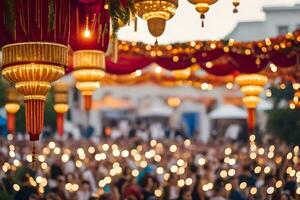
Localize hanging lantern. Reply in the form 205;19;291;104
2;43;67;141
53;83;69;136
235;74;268;135
134;0;178;39
232;0;240;13
73;50;105;111
70;1;109;112
188;0;218;27
5;87;21;135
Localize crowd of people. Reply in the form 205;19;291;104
0;127;299;200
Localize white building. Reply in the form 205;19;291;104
227;3;300;41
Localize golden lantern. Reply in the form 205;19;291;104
134;0;178;39
188;0;218;27
2;42;67;141
53;83;69;136
73;50;105;111
2;42;67;167
5;87;21;134
235;74;268;135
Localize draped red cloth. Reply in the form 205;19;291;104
0;0;71;46
103;48;299;75
102;52;300;76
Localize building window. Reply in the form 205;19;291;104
277;26;289;35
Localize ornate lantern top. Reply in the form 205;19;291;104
134;0;178;38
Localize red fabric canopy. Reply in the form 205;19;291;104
0;0;72;46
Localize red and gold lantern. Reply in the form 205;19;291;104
235;74;268;135
2;42;67;141
73;50;105;111
5;87;21;134
70;0;110;111
53;83;69;136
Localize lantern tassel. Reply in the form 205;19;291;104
57;113;64;136
247;108;255;135
200;14;205;28
25;99;45;141
7;112;15;134
84;95;92;111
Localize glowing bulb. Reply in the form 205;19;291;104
84;29;91;38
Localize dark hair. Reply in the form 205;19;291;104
178;186;190;200
99;193;114;200
140;174;152;188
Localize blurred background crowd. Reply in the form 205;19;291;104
0;123;299;200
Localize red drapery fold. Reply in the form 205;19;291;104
0;0;72;46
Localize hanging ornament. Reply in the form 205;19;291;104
2;42;67;167
70;0;109;112
188;0;218;27
232;0;240;13
73;50;105;111
133;0;178;38
235;74;268;135
5;87;21;135
53;83;69;136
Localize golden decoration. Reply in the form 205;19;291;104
235;73;268;135
134;0;178;38
5;87;21;134
188;0;218;27
53;83;69;136
2;42;67;141
73;50;105;111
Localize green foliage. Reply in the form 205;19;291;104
108;0;134;37
267;108;300;145
266;82;300;145
270;81;294;108
0;183;14;200
45;90;57;131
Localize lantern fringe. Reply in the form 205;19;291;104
7;112;15;134
25;100;45;141
84;95;92;111
57;113;64;136
247;108;255;135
